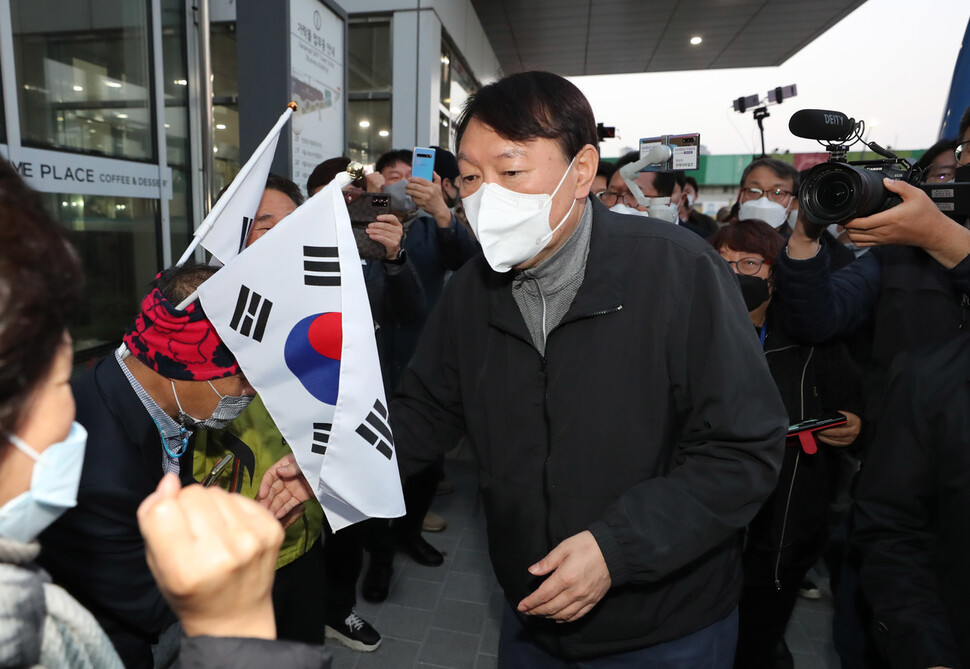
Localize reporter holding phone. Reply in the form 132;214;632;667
710;219;863;667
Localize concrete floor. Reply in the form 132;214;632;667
324;460;840;669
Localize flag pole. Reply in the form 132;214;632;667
174;162;361;311
175;102;297;266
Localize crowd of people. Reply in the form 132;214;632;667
1;68;969;669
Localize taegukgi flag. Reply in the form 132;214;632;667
179;105;295;266
196;176;406;530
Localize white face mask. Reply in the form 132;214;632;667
609;202;651;218
738;197;790;229
171;380;254;431
609;199;678;223
0;422;87;543
787;207;799;229
462;156;577;272
686;193;696;208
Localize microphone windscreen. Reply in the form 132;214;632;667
789;109;853;141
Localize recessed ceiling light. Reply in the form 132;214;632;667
105;81;122;88
116;113;128;119
216;123;226;130
73;85;83;92
378;130;389;137
359;120;371;128
690;36;703;45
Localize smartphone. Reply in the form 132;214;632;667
412;147;436;182
201;453;234;488
787;413;848;436
346;192;391;225
787;412;848;455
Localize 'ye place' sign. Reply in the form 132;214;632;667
0;145;173;200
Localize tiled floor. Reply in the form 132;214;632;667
324;460;839;668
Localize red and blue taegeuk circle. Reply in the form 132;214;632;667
284;312;341;405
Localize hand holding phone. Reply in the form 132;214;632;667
412;147;436;182
787;412;849;454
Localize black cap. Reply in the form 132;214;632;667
430;146;460;180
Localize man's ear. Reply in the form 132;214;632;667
572;144;600;199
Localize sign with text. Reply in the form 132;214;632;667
0;145;173;199
289;0;344;193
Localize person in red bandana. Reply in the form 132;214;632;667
37;263;261;669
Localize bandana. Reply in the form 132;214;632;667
123;288;239;381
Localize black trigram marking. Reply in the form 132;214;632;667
355;399;393;460
311;422;332;455
229;285;273;342
303;246;340;286
239;216;254;252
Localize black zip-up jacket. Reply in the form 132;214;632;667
744;307;864;587
853;333;970;669
390;199;788;659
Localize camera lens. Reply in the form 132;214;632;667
816;173;853;211
800;163;889;225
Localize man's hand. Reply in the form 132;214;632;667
406;174;452;227
843;179;970;269
256;453;313;530
517;530;611;623
366;213;404;261
137;474;282;639
785;210;824;260
816;410;862;448
364;172;385;193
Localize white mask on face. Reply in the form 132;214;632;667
462;156;577;273
686;193;696;208
609;202;651;218
787;207;799;229
739;197;790;229
646;198;680;224
0;422;87;543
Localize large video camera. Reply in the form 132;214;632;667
790;109;970;225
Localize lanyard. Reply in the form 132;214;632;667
149;413;189;459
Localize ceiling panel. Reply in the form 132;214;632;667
469;0;868;76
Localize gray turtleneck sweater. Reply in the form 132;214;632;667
511;201;593;355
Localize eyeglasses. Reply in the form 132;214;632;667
956;141;970;167
924;166;956;184
598;190;641;208
724;257;768;275
739;187;794;204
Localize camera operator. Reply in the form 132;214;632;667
773;107;970;669
775;107;970;423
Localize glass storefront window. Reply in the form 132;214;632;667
42;191;160;359
12;0;154;160
348;99;391;167
211;23;240;198
438;41;476;151
349;21;391;94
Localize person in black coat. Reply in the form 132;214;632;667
853;333;970;669
710;219;864;668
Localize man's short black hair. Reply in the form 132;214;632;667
376;149;412;174
596;161;616;182
740;157;800;193
915;139;958;172
430;146;460;180
307;157;351;195
154;263;218;305
455;71;598;162
611;151;677;197
266;173;304;207
685;176;699;192
959;104;970;142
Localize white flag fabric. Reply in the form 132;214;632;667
186;107;293;265
196;178;405;530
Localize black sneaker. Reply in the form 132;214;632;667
325;609;382;652
799;579;822;600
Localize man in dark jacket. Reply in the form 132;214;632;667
389;71;787;666
853;333;970;669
